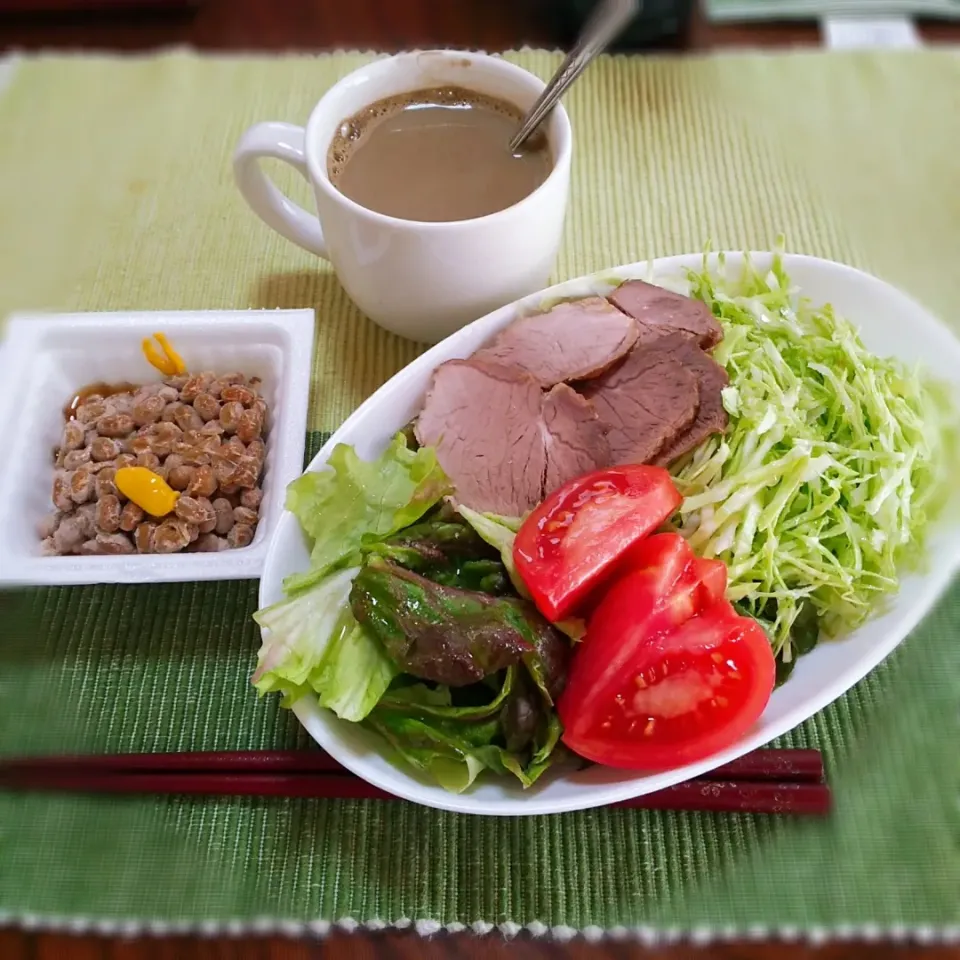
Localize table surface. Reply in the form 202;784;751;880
2;931;960;958
0;0;959;51
1;1;958;958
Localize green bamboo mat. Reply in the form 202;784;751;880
1;50;959;938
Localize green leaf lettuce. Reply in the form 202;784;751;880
253;567;397;721
283;434;452;594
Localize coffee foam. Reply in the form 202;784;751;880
327;86;528;182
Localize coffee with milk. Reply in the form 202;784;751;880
327;85;552;223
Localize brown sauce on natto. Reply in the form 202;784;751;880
63;381;141;421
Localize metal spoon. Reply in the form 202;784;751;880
508;0;640;153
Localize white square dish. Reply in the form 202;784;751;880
0;309;315;585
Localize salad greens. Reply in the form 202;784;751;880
253;567;398;719
366;667;569;791
456;506;526;592
282;434;451;594
458;505;587;642
362;517;510;595
674;246;958;672
253;434;570;791
350;557;538;687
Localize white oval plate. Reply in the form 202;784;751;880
259;252;960;816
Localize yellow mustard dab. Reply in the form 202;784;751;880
142;332;187;377
115;467;180;517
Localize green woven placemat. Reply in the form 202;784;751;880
1;50;959;939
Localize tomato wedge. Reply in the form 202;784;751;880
513;465;682;622
557;534;775;770
558;534;725;718
618;532;728;612
694;557;728;607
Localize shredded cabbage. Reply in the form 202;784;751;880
672;246;958;665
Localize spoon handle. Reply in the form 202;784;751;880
508;0;640;153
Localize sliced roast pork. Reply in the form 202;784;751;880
542;383;610;495
585;333;729;467
415;360;609;516
584;336;701;465
416;360;545;516
609;280;723;350
652;341;729;465
472;297;639;387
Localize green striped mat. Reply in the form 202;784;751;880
1;50;959;937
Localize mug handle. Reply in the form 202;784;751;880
233;121;329;258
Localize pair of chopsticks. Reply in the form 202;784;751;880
0;747;831;815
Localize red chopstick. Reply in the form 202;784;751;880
0;768;830;815
714;748;823;782
0;748;829;816
0;749;344;776
0;747;823;782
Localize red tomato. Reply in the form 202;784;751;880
557;536;775;770
618;533;728;611
513;466;682;622
694;557;728;607
559;534;722;713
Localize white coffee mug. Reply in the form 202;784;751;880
233;51;572;343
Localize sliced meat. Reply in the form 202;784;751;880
415;360;546;516
652;342;729;466
415;361;611;516
472;296;639;387
608;280;723;350
541;383;610;496
584;340;701;466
